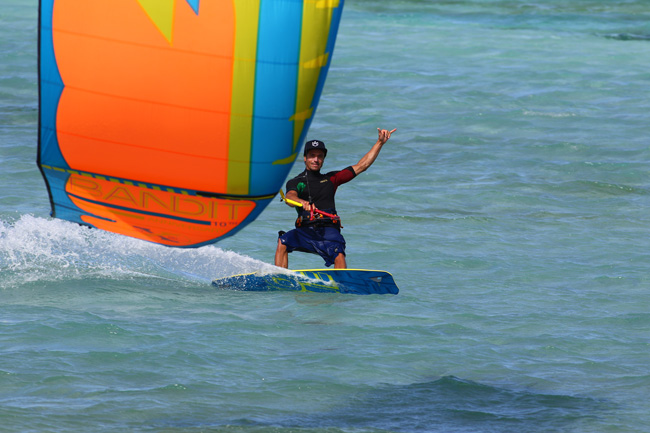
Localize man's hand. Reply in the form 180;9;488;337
285;190;313;210
378;128;397;145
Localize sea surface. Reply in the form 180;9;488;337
2;1;650;432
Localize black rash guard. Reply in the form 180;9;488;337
285;167;356;226
286;167;356;210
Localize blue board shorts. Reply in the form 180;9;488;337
279;226;346;267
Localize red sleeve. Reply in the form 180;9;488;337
329;166;356;187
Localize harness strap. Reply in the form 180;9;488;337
295;208;342;229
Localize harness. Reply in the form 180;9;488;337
295;208;342;229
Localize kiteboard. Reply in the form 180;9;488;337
212;269;399;295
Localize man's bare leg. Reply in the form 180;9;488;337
334;253;347;269
275;239;288;268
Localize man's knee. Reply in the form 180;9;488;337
334;252;347;269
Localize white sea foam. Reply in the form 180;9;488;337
0;215;279;289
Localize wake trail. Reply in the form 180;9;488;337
0;215;279;289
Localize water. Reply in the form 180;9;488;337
2;0;650;431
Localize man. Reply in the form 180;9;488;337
274;128;396;269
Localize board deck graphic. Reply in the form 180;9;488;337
212;269;399;295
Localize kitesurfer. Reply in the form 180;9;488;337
274;128;396;269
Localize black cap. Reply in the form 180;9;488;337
303;139;327;156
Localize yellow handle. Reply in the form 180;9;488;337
279;189;303;208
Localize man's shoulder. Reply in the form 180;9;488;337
324;170;341;178
286;171;306;190
328;166;356;179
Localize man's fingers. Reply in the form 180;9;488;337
377;127;396;142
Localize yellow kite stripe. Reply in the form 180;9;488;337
293;1;335;151
227;1;260;195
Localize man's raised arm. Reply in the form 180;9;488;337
351;128;396;175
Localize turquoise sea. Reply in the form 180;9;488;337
2;0;650;431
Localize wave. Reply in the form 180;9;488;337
603;33;650;41
0;215;277;289
267;376;610;433
166;375;608;433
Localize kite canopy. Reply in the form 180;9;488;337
38;0;344;247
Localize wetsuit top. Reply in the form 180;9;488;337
286;167;356;220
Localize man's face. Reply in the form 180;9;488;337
304;149;325;172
